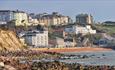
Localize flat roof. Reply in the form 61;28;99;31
0;10;25;13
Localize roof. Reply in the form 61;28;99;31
76;14;89;17
21;30;47;37
0;10;25;13
0;10;11;12
36;12;67;19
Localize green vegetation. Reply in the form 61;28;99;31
95;24;115;35
49;33;56;39
91;34;103;41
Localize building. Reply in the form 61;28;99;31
76;14;93;25
28;16;39;26
0;21;7;28
33;12;70;26
64;25;96;36
20;30;48;48
64;38;76;47
0;10;28;26
0;21;7;25
73;25;96;35
0;10;14;22
13;10;28;26
55;37;65;48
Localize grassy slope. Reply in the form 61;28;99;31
95;24;115;35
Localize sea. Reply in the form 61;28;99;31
59;51;115;66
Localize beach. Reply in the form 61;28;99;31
30;47;112;53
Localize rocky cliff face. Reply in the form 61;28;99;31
0;29;24;51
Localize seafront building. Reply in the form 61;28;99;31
63;25;96;47
19;30;48;48
49;37;76;48
55;37;65;48
64;38;76;47
0;10;28;26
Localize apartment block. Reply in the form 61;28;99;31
23;30;48;48
76;14;93;25
29;12;71;26
0;10;28;26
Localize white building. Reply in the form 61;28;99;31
0;21;7;25
23;30;48;48
73;25;96;35
55;37;65;48
64;38;76;47
64;25;96;35
55;37;76;48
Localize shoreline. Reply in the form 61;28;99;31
30;47;113;53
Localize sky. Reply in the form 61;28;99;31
0;0;115;22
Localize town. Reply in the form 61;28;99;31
1;0;115;69
0;10;115;49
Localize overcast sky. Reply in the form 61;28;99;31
0;0;115;22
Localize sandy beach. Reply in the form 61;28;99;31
30;47;113;53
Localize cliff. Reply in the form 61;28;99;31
0;29;24;51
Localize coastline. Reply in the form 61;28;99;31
30;47;113;53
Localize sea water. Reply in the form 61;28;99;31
59;51;115;66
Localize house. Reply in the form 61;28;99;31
55;37;65;48
64;38;76;47
64;25;96;37
73;25;96;35
19;30;48;48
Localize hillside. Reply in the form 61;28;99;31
95;24;115;36
0;29;24;51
